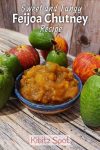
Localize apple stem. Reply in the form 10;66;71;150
5;52;10;57
56;50;60;55
51;40;57;45
51;40;57;50
94;68;100;76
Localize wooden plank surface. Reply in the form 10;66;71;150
0;0;19;31
0;0;5;28
0;28;100;150
31;0;50;29
15;0;32;35
70;0;100;55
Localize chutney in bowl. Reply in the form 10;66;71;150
20;62;79;104
15;62;82;114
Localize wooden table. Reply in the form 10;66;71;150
0;28;100;150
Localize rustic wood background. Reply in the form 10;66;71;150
0;0;100;56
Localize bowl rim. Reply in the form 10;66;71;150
15;73;82;111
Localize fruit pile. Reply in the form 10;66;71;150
0;28;68;110
0;28;100;128
73;52;100;127
29;28;68;65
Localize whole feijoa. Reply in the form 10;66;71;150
29;28;54;50
0;66;14;109
80;73;100;127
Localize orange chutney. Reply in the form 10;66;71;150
20;62;78;104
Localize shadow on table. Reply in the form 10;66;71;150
0;97;24;116
90;126;100;131
29;104;100;131
29;103;80;123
